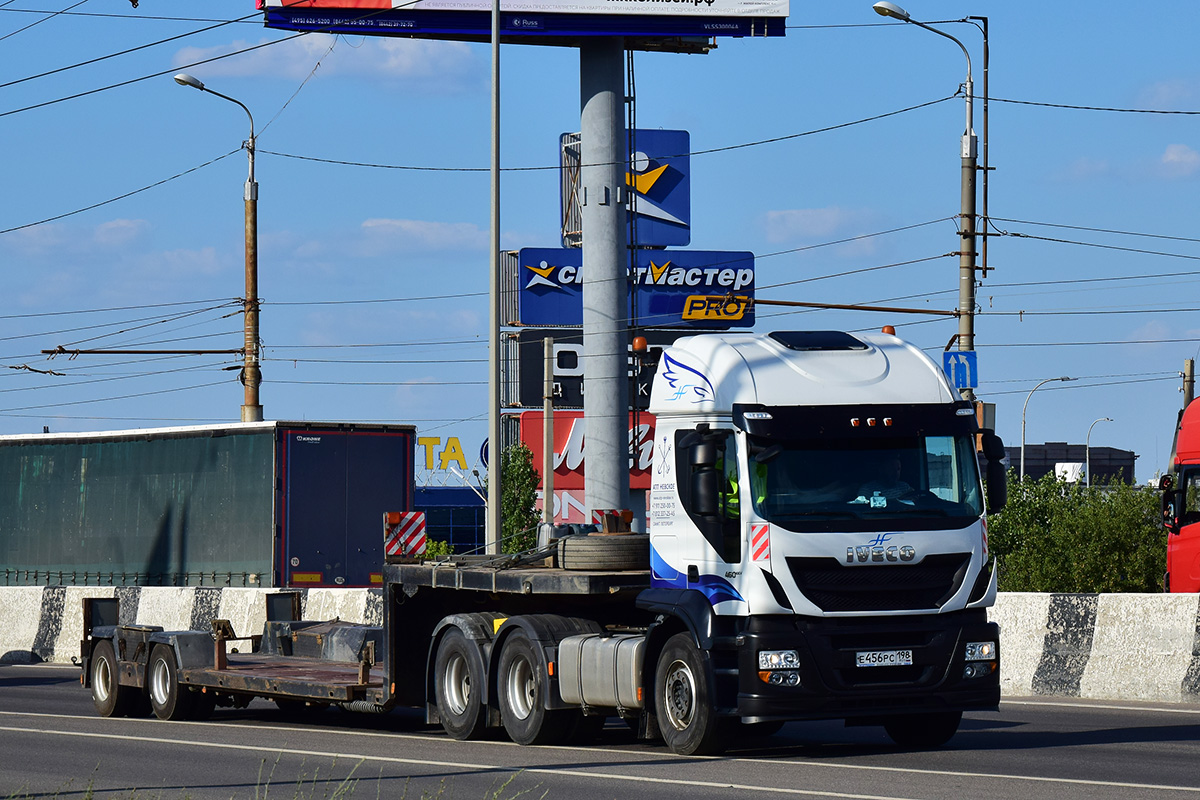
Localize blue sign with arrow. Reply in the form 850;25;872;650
943;351;978;389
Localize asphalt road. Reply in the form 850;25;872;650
2;663;1200;800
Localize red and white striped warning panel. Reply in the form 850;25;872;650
750;524;770;562
591;509;618;524
384;511;426;558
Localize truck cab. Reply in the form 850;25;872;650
1164;400;1200;591
644;330;1006;750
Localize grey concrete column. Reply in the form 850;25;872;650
579;39;630;516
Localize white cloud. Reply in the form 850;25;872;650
360;218;488;252
174;35;482;93
141;246;226;278
93;219;149;247
1055;157;1112;182
1137;79;1200;110
1160;144;1200;178
762;206;874;245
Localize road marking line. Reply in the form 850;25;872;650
2;718;1200;795
1001;699;1200;715
0;725;918;800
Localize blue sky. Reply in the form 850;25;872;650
1;1;1198;484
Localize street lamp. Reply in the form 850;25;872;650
174;72;263;423
872;2;978;399
1086;417;1113;488
1020;377;1076;480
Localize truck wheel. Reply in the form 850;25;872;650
434;629;486;740
91;640;133;718
147;644;195;721
497;630;571;745
883;711;962;749
655;633;725;755
558;534;649;571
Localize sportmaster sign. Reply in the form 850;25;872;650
516;246;755;328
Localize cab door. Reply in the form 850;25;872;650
1169;468;1200;592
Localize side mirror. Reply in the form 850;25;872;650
691;440;717;468
692;468;719;517
980;431;1006;462
1163;480;1181;535
985;460;1007;514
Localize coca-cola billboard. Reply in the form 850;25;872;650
518;410;655;490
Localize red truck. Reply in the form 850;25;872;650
1162;400;1200;591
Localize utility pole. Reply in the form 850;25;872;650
1184;359;1195;409
579;38;630;520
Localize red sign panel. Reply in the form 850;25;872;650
519;411;655;490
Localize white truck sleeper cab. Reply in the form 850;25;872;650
639;330;1005;746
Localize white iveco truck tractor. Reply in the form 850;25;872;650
81;330;1007;757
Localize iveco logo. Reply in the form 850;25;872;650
846;545;916;563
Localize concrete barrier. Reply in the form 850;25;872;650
0;586;381;666
4;587;1199;704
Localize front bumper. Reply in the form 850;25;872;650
731;612;1000;722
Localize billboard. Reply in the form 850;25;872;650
505;328;682;409
561;129;691;248
514;247;754;328
261;2;787;41
519;410;655;491
260;0;786;17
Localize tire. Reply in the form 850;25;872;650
147;644;195;721
91;640;134;718
654;633;726;756
558;534;650;571
497;630;572;745
434;629;486;740
883;711;962;749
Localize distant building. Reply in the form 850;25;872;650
1005;442;1137;484
414;486;486;553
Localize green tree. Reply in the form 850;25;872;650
987;471;1166;592
498;442;541;554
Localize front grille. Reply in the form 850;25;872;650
786;553;971;612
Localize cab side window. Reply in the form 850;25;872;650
674;427;741;564
1183;471;1200;524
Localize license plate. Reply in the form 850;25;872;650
855;649;913;667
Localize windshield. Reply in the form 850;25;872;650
748;434;984;533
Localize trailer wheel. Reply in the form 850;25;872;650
883;711;962;749
91;640;133;718
147;644;195;721
434;629;486;740
558;534;649;571
655;633;725;756
497;630;571;746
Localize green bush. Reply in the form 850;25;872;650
987;471;1166;593
424;539;454;558
483;442;541;554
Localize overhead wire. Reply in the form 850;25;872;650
0;0;88;43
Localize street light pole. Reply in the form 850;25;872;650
872;2;977;400
1020;376;1076;481
1086;417;1113;488
174;73;263;423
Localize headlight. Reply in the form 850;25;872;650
758;649;800;669
965;641;996;661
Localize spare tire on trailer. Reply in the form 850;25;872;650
558;534;649;571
